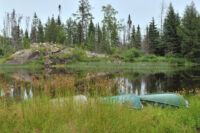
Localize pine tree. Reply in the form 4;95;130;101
131;25;136;48
73;0;93;45
30;13;39;43
111;23;119;47
37;20;44;43
57;16;61;26
135;25;141;49
102;4;118;46
56;25;66;44
24;29;30;48
149;18;160;55
44;16;58;43
44;17;51;42
50;16;57;43
77;22;83;46
87;20;95;51
66;18;74;45
178;2;200;58
163;3;181;55
127;14;132;44
96;24;102;52
72;21;78;45
25;30;29;39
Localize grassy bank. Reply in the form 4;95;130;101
0;63;43;73
65;62;189;73
0;46;197;68
0;95;199;133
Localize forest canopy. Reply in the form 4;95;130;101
0;1;200;60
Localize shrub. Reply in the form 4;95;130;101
72;48;85;62
123;48;142;62
0;48;3;56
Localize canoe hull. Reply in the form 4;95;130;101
103;94;142;109
139;93;188;108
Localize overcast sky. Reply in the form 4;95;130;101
0;0;200;34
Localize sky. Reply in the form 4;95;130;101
0;0;200;34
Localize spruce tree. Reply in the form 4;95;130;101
102;4;118;46
87;20;95;51
44;17;51;42
135;25;141;49
30;13;39;43
57;16;61;26
178;2;200;58
56;26;66;44
111;23;119;47
163;3;181;56
56;23;66;44
131;25;136;48
127;14;132;44
149;18;160;55
77;22;83;46
66;18;74;45
96;24;102;52
24;29;30;48
50;16;57;43
72;21;78;45
25;30;29;39
73;0;93;45
37;20;44;43
44;16;57;43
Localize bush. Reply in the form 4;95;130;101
72;48;85;62
0;48;4;56
123;48;142;62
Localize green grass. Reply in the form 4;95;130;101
0;55;13;64
0;63;43;73
66;62;188;73
0;95;199;133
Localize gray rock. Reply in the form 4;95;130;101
86;51;107;58
28;50;40;60
6;49;33;64
114;60;122;65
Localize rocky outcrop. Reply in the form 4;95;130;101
4;43;109;66
44;56;53;67
5;43;62;65
6;49;38;64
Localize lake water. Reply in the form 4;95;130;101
0;66;199;100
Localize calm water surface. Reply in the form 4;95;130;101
0;66;199;100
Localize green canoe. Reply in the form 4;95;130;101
139;93;188;108
102;94;143;109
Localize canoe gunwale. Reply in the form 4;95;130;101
140;99;181;108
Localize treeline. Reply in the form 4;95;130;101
0;1;200;60
144;2;200;59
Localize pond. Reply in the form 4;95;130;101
0;66;199;100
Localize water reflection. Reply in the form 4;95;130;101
117;77;148;95
0;85;33;100
0;67;199;100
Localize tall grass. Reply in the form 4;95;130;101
0;95;199;133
